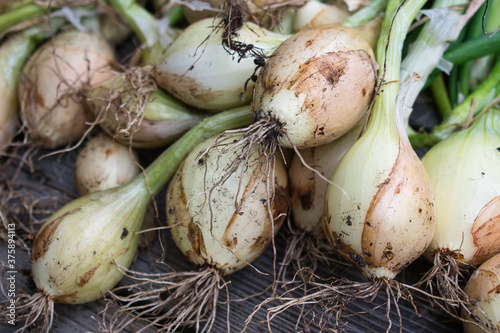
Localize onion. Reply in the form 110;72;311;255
18;29;116;149
414;107;500;318
462;252;500;333
250;0;435;328
100;132;289;332
0;107;253;331
86;70;202;148
152;17;288;111
74;133;140;196
251;23;377;149
293;0;350;32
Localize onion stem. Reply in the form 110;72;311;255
367;0;427;134
137;106;253;196
343;0;387;27
430;73;453;118
0;2;46;34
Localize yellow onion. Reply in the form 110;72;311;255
87;71;202;148
252;24;377;149
74;133;140;196
152;17;288;111
18;29;116;149
167;134;289;274
422;107;500;267
323;0;435;281
462;252;500;333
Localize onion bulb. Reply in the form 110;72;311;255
100;133;289;332
282;118;363;278
86;70;202;148
151;17;289;111
462;252;500;333
252;23;377;149
0;107;253;331
74;133;140;196
18;29;116;149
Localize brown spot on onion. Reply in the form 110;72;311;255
77;263;101;287
32;209;81;261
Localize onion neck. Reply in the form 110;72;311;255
365;0;428;138
134;106;254;197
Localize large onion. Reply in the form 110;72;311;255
18;29;116;148
252;23;377;149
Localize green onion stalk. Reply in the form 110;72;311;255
0;0;99;36
0;18;66;155
0;106;252;332
410;58;500;148
399;0;471;130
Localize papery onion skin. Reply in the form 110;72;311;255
166;135;289;275
422;108;500;267
87;74;201;148
31;181;150;304
75;134;140;196
252;24;377;149
153;18;288;112
19;29;116;149
463;253;500;333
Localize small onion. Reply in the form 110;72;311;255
462;252;500;333
87;71;201;148
18;29;116;148
74;134;140;196
293;0;350;32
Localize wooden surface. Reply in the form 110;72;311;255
0;99;465;333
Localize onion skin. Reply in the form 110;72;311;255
75;134;140;196
166;135;289;275
18;29;116;149
290;118;362;238
463;253;500;333
422;108;500;267
153;18;287;111
252;24;377;149
31;180;150;304
323;112;436;280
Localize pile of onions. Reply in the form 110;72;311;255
74;133;140;196
0;107;253;331
100;132;289;332
86;70;202;148
18;29;116;149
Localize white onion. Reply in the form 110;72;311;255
18;29;116;148
74;134;140;196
